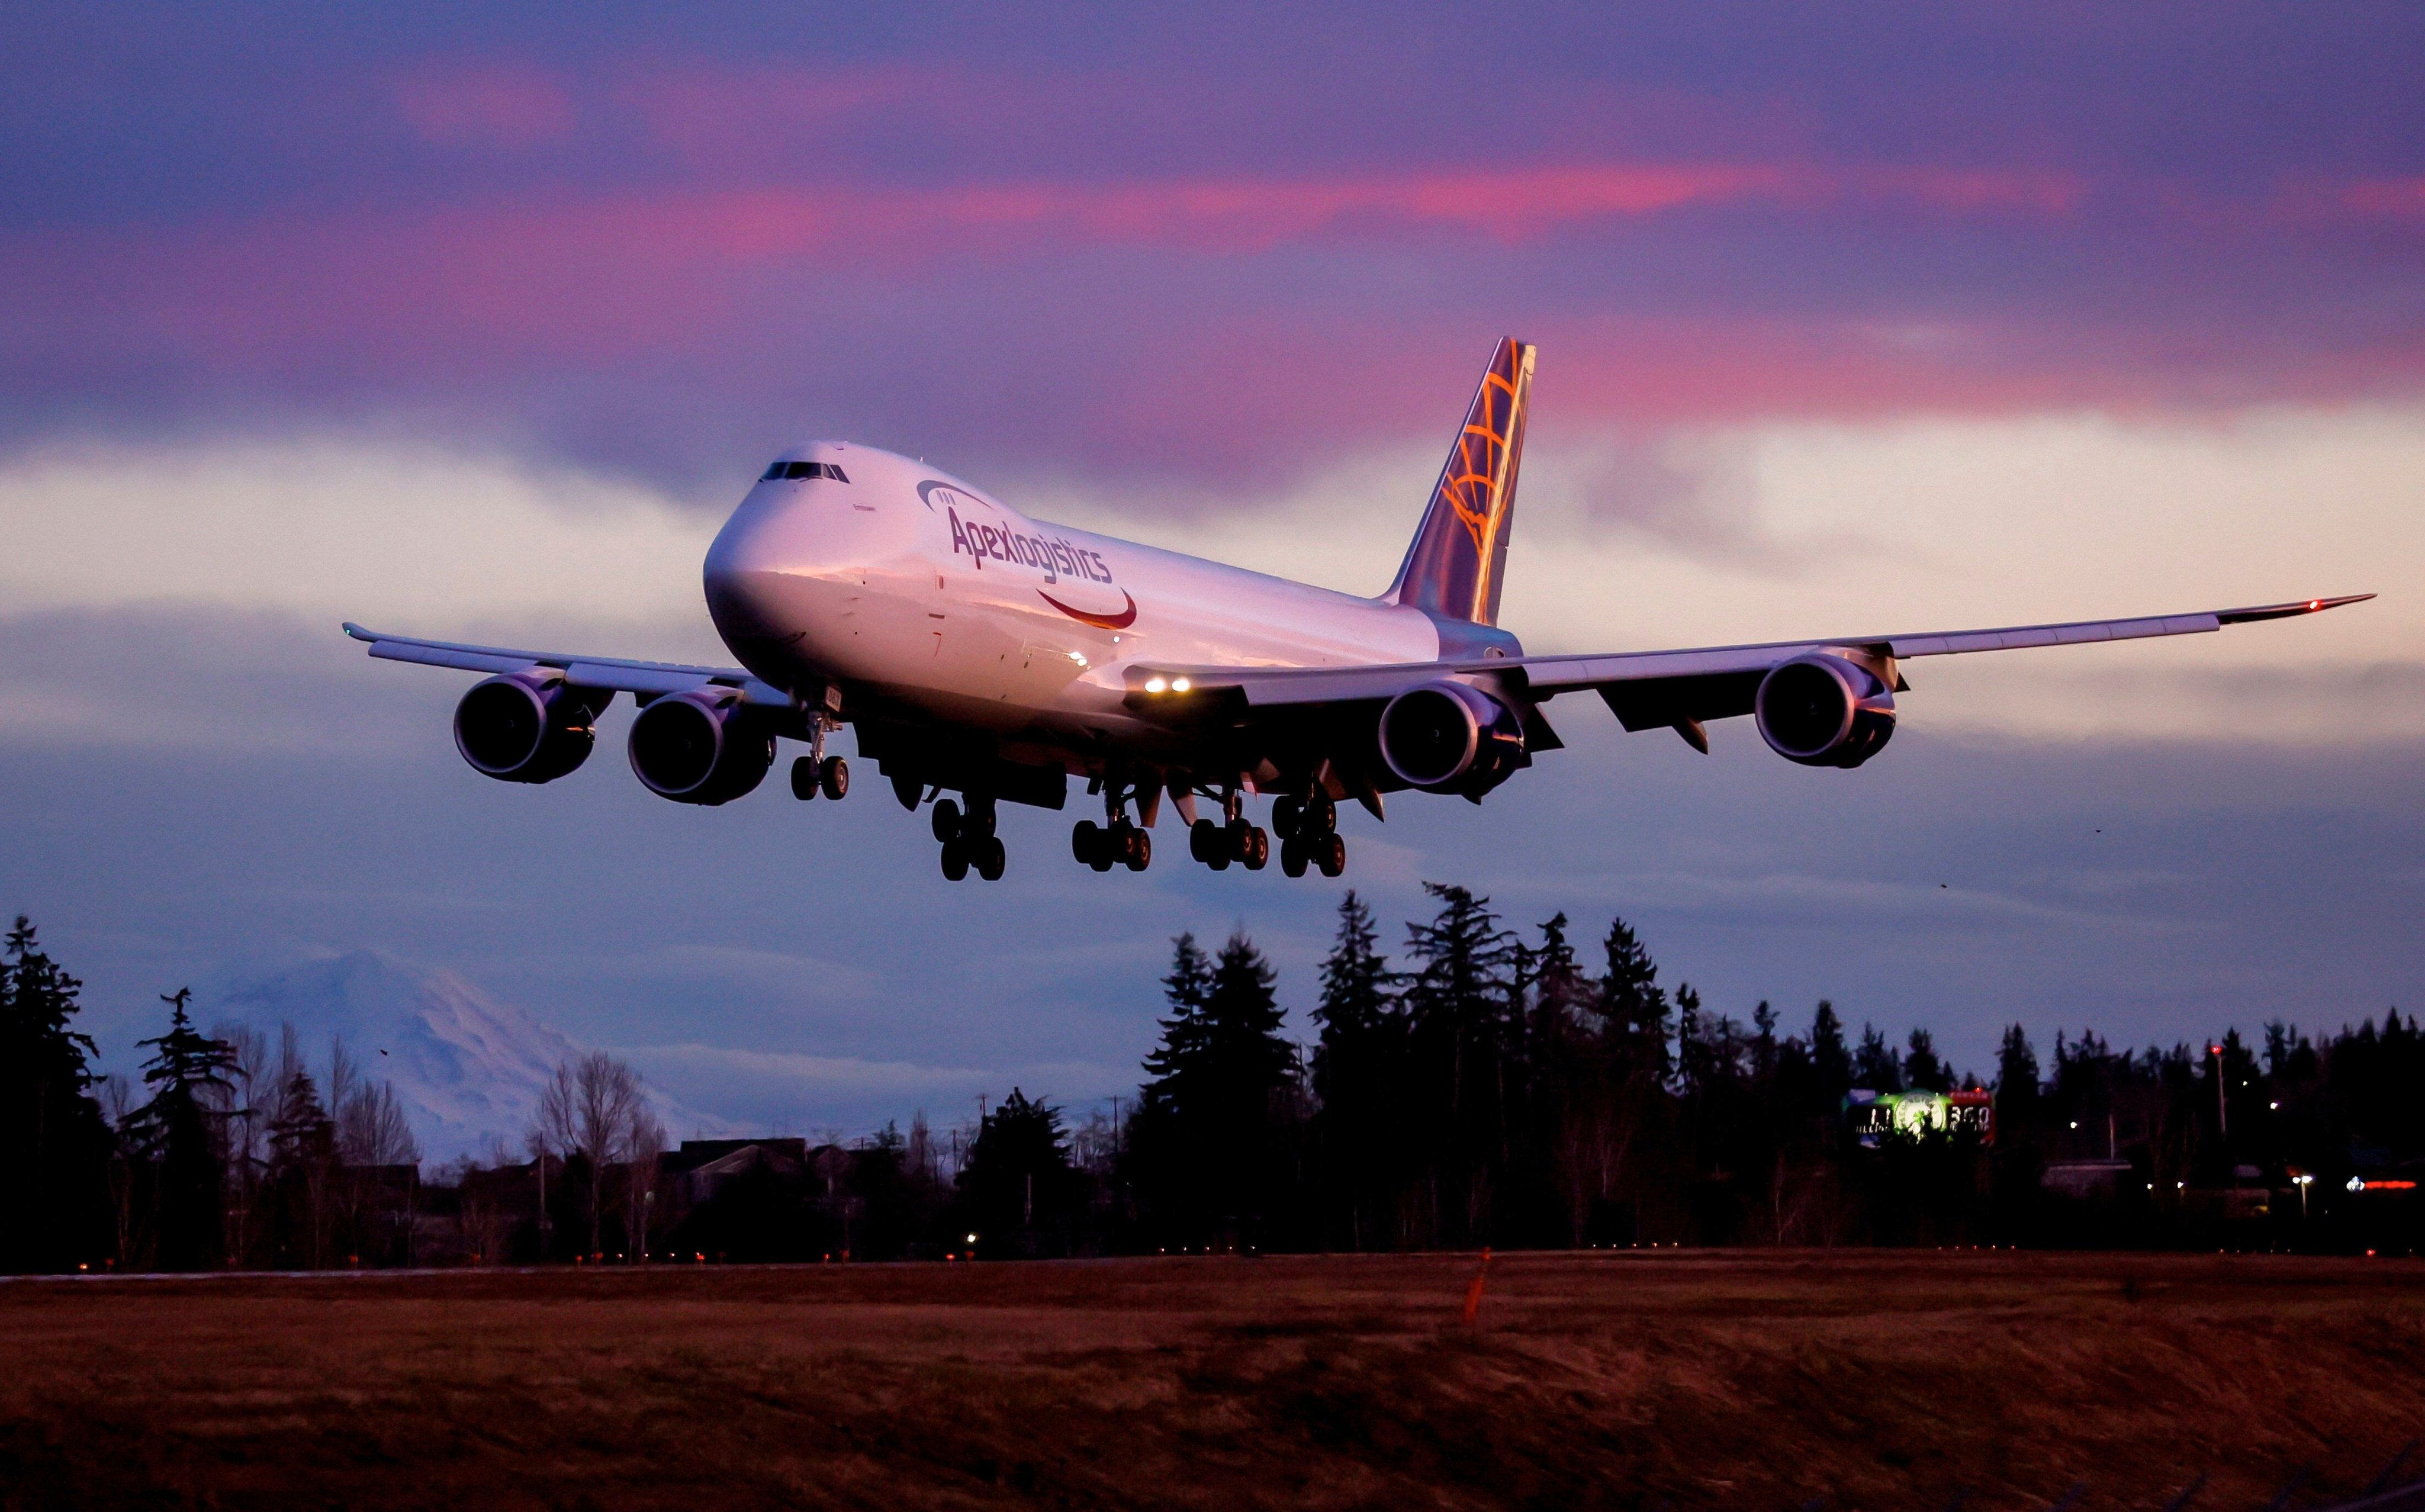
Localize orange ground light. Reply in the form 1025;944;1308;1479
1;1250;2420;1510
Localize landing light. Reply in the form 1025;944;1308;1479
1172;677;1191;693
1144;676;1167;693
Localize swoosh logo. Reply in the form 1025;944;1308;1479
1038;588;1137;630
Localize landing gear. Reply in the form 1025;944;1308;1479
1275;787;1345;877
933;796;1004;882
792;754;849;800
1075;819;1149;871
1189;818;1229;871
1314;832;1345;877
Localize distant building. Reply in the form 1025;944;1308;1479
659;1138;811;1206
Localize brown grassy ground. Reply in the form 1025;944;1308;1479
1;1250;2421;1510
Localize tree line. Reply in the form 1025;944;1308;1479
5;895;2419;1272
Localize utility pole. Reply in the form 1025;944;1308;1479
2209;1043;2227;1143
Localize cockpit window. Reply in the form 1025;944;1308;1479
761;460;851;483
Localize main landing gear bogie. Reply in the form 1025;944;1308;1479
934;797;1005;882
1073;819;1150;873
1189;818;1268;871
1272;792;1346;878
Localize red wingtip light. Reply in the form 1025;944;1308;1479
2310;599;2321;610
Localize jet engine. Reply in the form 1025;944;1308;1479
1754;654;1896;768
452;673;609;784
1378;680;1527;796
626;687;774;805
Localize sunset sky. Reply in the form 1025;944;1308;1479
4;4;2419;1135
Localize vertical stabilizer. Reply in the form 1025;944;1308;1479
1383;336;1535;626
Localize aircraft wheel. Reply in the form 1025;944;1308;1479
975;835;1006;882
819;757;850;800
1226;819;1253;862
1280;839;1308;877
1190;818;1221;864
932;798;963;844
940;839;970;881
1072;819;1099;865
1272;797;1301;839
1124;826;1152;871
1316;834;1346;878
1305;795;1336;837
791;757;821;801
1243;826;1269;871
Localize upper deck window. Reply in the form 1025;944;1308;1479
761;461;851;483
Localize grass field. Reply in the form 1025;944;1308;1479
2;1250;2420;1510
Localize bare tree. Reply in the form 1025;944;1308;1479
208;1022;269;1266
621;1105;667;1262
531;1052;648;1258
101;1075;146;1269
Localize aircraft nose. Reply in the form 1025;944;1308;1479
702;499;796;645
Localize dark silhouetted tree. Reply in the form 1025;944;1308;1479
0;918;114;1271
128;989;237;1270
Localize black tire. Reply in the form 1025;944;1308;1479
1244;826;1269;871
1317;834;1346;878
1272;797;1301;839
1124;827;1152;871
1073;820;1100;864
1281;839;1308;877
1306;795;1336;837
940;840;970;881
1190;818;1220;863
976;836;1006;881
820;756;850;800
791;756;821;801
964;803;996;841
1227;820;1253;862
932;798;962;844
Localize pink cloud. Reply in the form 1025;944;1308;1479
2334;178;2425;218
394;65;578;149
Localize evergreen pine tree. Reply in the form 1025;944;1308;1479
1311;891;1401;1249
129;988;237;1270
1;918;114;1271
1855;1022;1905;1093
1904;1028;1951;1093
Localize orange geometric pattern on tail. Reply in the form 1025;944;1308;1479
1387;337;1535;626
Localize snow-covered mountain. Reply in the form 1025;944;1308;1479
203;951;706;1167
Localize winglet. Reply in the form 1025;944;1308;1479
2215;593;2375;625
342;622;375;642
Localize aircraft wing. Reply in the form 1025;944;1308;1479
341;623;797;707
1121;595;2374;733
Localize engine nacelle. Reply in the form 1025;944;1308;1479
453;673;607;784
626;687;774;805
1378;680;1527;796
1755;654;1896;768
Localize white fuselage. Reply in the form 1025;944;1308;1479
703;443;1441;754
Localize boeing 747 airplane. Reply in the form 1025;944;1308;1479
349;339;2369;881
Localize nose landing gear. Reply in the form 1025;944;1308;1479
790;722;850;801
